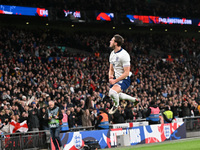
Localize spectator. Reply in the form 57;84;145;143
66;97;74;108
181;101;191;117
39;107;49;130
82;109;94;127
4;109;12;125
113;106;126;124
169;100;179;118
0;111;5;124
91;108;98;126
67;109;75;128
85;95;93;109
29;102;40;131
191;101;199;116
75;107;83;127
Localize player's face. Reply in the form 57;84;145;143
109;37;116;49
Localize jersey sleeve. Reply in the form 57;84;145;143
121;51;130;67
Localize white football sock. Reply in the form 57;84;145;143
119;92;137;102
109;89;119;107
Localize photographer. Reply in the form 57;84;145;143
48;100;63;150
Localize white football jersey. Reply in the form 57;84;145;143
109;48;131;79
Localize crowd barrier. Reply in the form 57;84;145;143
0;130;48;150
1;116;200;150
183;116;200;131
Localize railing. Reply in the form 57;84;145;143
183;116;200;131
66;126;95;132
126;118;147;123
0;130;48;150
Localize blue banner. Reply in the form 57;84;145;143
0;5;48;17
126;14;200;26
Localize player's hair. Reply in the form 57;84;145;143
114;34;124;46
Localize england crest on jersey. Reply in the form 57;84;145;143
116;57;119;61
164;125;171;139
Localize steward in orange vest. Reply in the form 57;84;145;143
95;108;109;129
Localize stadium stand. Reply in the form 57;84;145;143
0;26;199;132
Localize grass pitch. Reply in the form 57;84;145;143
112;138;200;150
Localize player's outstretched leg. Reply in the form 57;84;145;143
108;89;119;114
119;93;139;106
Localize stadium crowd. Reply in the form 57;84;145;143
1;0;200;18
0;27;199;132
69;32;200;58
